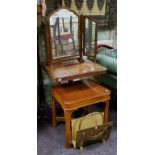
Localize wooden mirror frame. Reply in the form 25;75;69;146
44;7;83;66
82;16;98;62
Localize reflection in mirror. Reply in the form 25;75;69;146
50;9;79;59
84;18;96;56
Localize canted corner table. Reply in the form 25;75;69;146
51;79;111;148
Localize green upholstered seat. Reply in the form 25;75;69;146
95;47;117;90
96;54;117;75
95;73;117;90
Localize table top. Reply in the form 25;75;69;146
43;60;107;82
52;80;111;110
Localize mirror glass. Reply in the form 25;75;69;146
49;9;79;59
84;18;96;56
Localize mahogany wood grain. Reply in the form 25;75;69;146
97;44;114;49
42;60;107;82
52;98;56;127
37;5;42;14
51;80;111;148
64;110;73;148
104;101;110;123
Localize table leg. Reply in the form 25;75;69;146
52;98;56;128
104;100;109;123
64;110;72;148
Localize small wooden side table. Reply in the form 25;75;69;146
51;80;111;148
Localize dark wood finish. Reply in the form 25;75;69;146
82;15;85;55
88;19;92;56
95;18;98;61
97;44;114;49
52;98;56;127
79;15;83;62
96;44;114;55
37;5;42;15
64;110;72;148
104;101;109;123
51;80;111;148
44;21;52;65
42;60;107;82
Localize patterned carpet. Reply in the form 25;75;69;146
37;106;117;155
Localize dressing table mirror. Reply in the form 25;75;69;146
43;7;107;83
83;16;97;60
45;8;82;65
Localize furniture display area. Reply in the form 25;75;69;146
41;7;112;148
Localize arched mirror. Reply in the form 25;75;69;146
43;8;106;82
45;8;82;65
83;16;97;60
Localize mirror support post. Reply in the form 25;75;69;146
79;15;84;62
44;22;52;66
